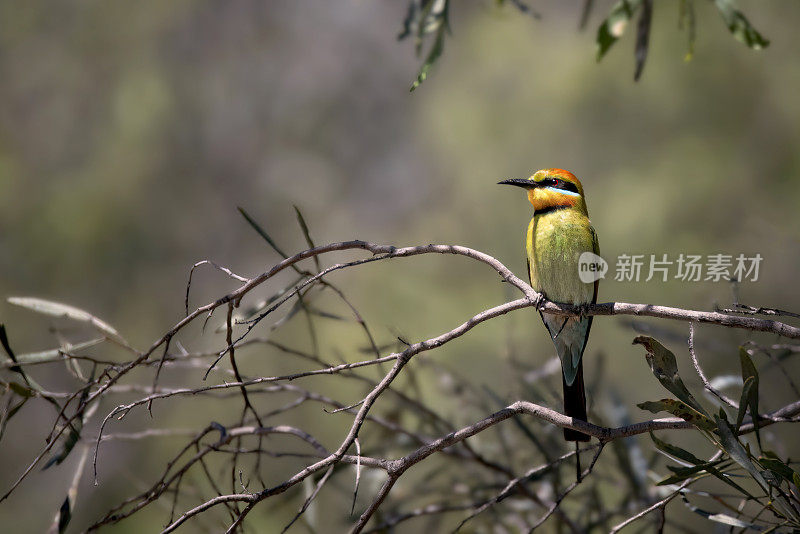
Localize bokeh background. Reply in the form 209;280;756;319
1;1;799;532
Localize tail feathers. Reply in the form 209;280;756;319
562;359;590;442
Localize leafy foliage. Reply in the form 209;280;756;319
7;297;125;344
714;0;769;49
634;336;708;415
595;0;768;79
399;0;451;92
1;314;101;533
635;336;800;530
596;0;645;62
401;0;770;89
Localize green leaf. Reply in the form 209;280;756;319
0;324;28;382
637;399;715;431
8;381;36;398
633;336;707;415
397;1;418;41
658;460;756;499
633;0;653;81
757;456;800;485
649;431;704;465
596;0;644;61
680;492;764;528
0;325;63;422
652;432;757;496
237;206;290;259
651;442;755;497
714;0;769;50
715;414;768;492
678;0;696;61
410;23;446;92
739;347;762;448
294;206;321;273
659;459;724;483
5;399;26;421
7;297;125;344
0;398;28;444
12;338;105;365
304;306;346;321
237;207;312;281
407;0;450;92
414;0;448;52
51;444;89;534
697;463;755;497
735;375;754;431
56;496;71;534
43;421;82;470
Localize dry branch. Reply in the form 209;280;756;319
4;239;799;533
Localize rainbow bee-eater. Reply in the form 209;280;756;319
499;169;598;444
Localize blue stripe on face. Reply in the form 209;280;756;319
544;186;581;197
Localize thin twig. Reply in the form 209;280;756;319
688;323;738;409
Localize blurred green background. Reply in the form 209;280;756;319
1;1;799;532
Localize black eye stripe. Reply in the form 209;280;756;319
541;177;580;194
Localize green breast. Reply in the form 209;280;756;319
526;209;597;305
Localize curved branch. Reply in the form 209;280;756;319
161;493;255;533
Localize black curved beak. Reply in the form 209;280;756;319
497;178;538;189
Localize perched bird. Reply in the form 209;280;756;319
499;169;599;444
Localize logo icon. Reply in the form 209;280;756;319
578;252;608;283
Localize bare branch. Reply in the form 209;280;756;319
7;238;800;531
687;323;738;409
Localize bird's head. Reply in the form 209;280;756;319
498;168;587;215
